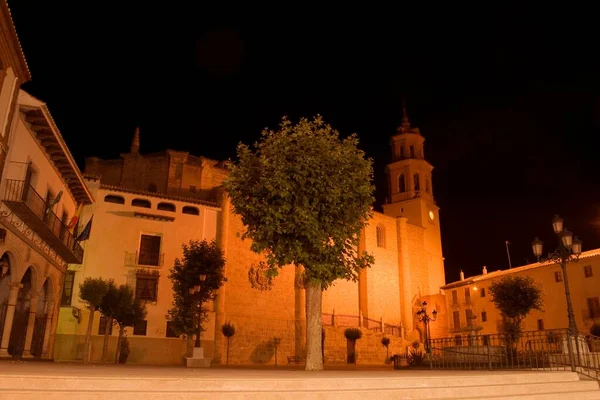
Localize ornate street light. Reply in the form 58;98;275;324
531;215;582;334
416;301;437;353
189;274;207;348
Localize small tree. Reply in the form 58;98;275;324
168;240;227;344
79;277;109;363
489;276;543;356
99;279;118;363
344;328;363;364
224;116;374;371
221;322;235;366
381;337;391;362
112;284;147;363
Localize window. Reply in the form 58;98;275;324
182;206;199;216
451;290;458;305
136;275;158;301
483;335;490;346
480;288;486;297
189;185;196;193
584;265;593;278
132;198;151;208
166;321;179;338
537;319;545;330
409;145;415;158
61;271;75;306
588;297;600;318
466;309;474;326
376;225;385;248
425;178;430;194
413;173;420;192
481;311;487;322
400;146;405;158
138;234;161;266
147;183;157;192
133;320;147;336
554;271;563;282
157;202;176;212
464;288;471;303
98;316;113;335
398;174;406;193
104;195;125;204
453;310;460;330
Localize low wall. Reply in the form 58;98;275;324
54;334;204;365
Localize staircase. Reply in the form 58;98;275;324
0;369;599;399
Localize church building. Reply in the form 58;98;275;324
55;112;448;365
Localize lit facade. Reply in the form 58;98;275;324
440;250;600;338
55;111;447;365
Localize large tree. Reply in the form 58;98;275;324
489;275;543;345
223;116;374;370
167;240;227;342
79;277;109;364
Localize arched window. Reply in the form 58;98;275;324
425;178;430;194
398;174;406;193
414;173;420;192
104;195;125;204
410;145;415;158
147;183;157;192
132;198;151;208
400;146;405;159
157;202;176;212
182;206;199;216
376;225;386;248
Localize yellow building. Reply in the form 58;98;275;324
440;249;600;339
54;113;447;364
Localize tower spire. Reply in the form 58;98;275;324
131;127;140;154
399;97;411;132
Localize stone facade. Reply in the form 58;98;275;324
56;111;447;365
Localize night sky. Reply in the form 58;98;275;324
8;4;600;282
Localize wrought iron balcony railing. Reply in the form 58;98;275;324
125;251;164;267
2;179;84;264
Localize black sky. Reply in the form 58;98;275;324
8;4;600;281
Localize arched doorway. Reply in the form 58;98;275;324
8;266;35;356
30;278;51;357
0;253;11;345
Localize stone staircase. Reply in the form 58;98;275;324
0;369;599;399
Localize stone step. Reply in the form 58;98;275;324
0;371;581;392
0;379;597;399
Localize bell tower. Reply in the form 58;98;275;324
383;106;445;293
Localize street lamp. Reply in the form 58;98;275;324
189;274;207;348
531;214;582;334
416;301;437;353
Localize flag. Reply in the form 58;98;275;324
45;190;63;217
76;216;93;241
68;203;83;230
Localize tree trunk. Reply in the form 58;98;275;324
101;316;113;363
114;325;124;363
82;309;94;364
305;281;323;371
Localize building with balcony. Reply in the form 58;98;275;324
0;88;93;359
440;250;600;342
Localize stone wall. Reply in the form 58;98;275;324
323;325;409;364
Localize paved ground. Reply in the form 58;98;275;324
0;360;546;379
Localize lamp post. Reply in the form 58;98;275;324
189;274;207;348
531;214;582;334
416;301;437;353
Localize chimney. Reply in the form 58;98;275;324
459;270;465;281
482;266;488;275
130;127;140;154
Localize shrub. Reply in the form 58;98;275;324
344;328;363;341
381;337;391;347
411;340;420;350
407;349;425;366
222;322;236;338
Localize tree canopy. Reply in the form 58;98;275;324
79;277;109;311
489;275;544;319
223;115;375;287
167;239;227;335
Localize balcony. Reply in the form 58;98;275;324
125;251;164;267
2;179;83;263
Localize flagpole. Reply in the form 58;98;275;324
505;240;512;269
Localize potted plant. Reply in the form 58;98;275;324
344;328;362;364
222;322;236;366
381;336;391;363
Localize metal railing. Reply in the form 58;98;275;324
124;251;164;267
2;179;83;262
427;328;600;381
321;313;403;337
